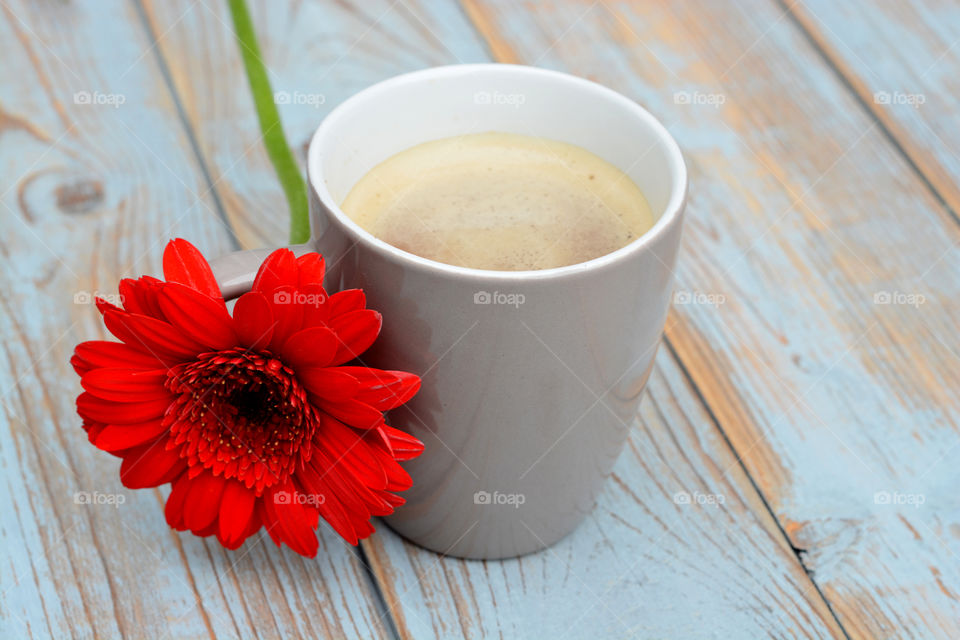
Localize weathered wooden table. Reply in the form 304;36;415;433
2;1;958;638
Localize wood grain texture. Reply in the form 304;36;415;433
5;0;959;638
136;0;849;637
0;1;389;637
140;0;491;248
367;352;845;639
455;0;960;636
787;0;960;222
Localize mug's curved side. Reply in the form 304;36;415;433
304;64;687;559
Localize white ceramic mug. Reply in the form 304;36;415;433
214;64;687;559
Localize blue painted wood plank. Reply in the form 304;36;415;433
367;353;844;638
791;0;960;222
142;0;844;638
0;0;389;637
10;0;954;637
454;0;960;636
141;0;492;247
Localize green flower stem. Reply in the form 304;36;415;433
227;0;310;244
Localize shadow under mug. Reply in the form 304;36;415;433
212;64;687;560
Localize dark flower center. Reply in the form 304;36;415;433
163;347;319;494
230;384;277;424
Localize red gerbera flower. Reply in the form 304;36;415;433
71;239;423;557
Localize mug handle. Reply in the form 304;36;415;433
209;244;313;300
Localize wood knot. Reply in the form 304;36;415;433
55;179;104;214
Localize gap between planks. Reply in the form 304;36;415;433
779;0;960;230
132;0;241;251
454;0;871;637
124;1;894;637
661;338;852;640
128;0;406;636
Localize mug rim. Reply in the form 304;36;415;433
306;63;687;282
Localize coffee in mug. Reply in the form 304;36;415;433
340;132;654;271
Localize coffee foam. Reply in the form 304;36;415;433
340;132;654;271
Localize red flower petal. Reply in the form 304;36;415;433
296;253;325;289
259;501;282;547
183;472;227;532
233;291;274;350
219;533;249;550
163;238;222;300
378;490;406;508
82;420;108;446
266;285;305;352
119;439;186;489
263;483;320;557
314;397;384;429
309;449;385;535
91;420;168;452
300;283;331;327
383;460;413;492
119;276;166;319
103;310;206;361
193;521;220;538
366;442;414;491
327;289;366;318
339;367;421;410
165;473;191;530
301;450;370;521
218;479;256;547
316;415;388;489
77;392;170;424
298;367;361;400
72;239;423;555
378;424;425;461
217;525;252;550
355;518;376;539
240;506;263;543
159;283;238;350
328;309;382;365
252;248;297;296
95;296;122;316
278;326;338;370
295;464;360;545
71;340;165;375
81;368;168;403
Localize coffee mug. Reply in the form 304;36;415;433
212;64;687;559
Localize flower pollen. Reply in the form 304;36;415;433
164;347;319;494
